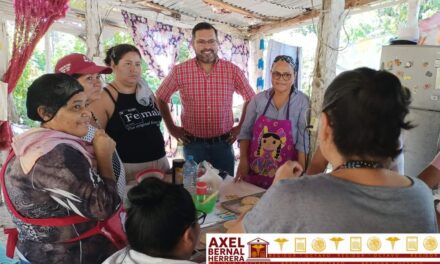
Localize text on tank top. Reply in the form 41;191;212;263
104;88;165;163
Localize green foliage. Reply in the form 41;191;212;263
12;56;43;127
177;43;191;64
69;0;85;10
297;24;315;36
291;1;440;97
420;0;440;18
10;31;88;126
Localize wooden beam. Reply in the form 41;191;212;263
202;0;277;21
345;0;379;9
249;0;379;38
136;0;181;19
249;9;320;38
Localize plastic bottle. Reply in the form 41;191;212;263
183;155;197;195
175;141;184;159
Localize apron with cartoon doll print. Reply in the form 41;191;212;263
243;90;298;189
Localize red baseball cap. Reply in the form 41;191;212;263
55;53;112;75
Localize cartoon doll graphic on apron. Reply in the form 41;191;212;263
243;90;298;189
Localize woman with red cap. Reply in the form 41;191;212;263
55;53;125;197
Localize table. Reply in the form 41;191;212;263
190;176;265;262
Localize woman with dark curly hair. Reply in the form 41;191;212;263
230;67;437;233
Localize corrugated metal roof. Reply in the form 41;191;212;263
0;0;386;39
142;0;323;28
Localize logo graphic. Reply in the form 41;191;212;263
406;236;418;251
82;55;92;62
58;63;71;73
386;237;400;250
330;237;344;250
274;238;288;251
208;236;246;262
295;238;306;252
247;238;270;260
350;237;362;252
367;237;381;251
423;236;438;251
312;238;326;252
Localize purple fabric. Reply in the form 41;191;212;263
121;10;189;79
121;10;250;79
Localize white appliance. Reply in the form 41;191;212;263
380;45;440;177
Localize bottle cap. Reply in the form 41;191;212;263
196;181;208;195
187;155;194;161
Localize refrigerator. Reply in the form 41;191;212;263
380;45;440;177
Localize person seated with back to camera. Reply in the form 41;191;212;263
229;67;437;233
103;177;204;264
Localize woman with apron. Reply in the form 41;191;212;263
235;55;310;189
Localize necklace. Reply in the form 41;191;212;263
91;112;101;129
334;160;384;171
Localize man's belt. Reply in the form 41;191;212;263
186;133;230;144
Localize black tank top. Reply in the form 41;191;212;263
104;87;165;163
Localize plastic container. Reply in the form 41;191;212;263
183;155;197;195
135;168;164;183
194;191;218;214
194;181;218;214
195;181;208;202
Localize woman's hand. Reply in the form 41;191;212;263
93;129;116;179
234;159;249;182
168;124;189;143
93;129;116;158
273;160;303;185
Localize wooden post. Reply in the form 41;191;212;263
0;17;8;79
0;17;16;126
0;17;9;171
85;0;101;59
45;31;53;73
248;38;259;92
309;0;345;151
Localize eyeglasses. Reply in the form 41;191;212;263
196;210;207;225
196;39;218;45
272;71;292;81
